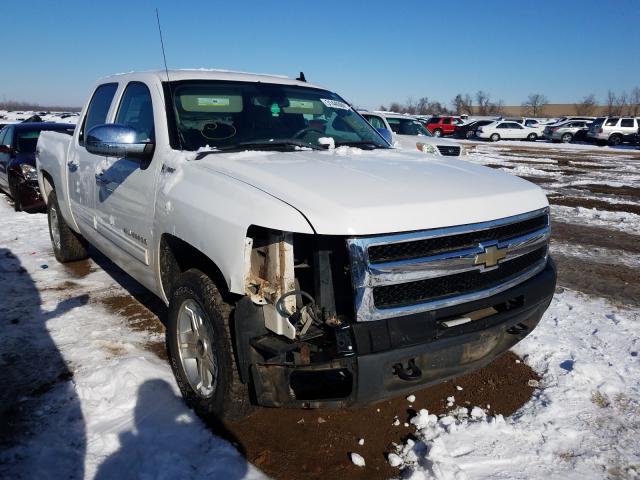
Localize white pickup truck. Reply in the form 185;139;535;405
37;70;556;422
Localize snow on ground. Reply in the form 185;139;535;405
392;289;640;479
0;198;265;480
0;109;79;124
459;138;640;153
464;142;640;236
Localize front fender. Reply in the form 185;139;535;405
154;161;314;298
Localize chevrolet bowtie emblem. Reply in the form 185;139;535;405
475;245;507;268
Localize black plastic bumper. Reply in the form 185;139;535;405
252;258;557;408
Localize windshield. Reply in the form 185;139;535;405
386;117;433;137
167;80;389;152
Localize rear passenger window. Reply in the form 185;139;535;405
605;118;619;126
364;115;385;130
443;118;451;125
115;82;155;143
79;83;118;145
621;118;634;127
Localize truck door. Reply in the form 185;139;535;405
69;83;118;232
94;81;158;273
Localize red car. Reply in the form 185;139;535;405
424;116;457;137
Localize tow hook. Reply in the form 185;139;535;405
507;323;529;335
393;359;422;382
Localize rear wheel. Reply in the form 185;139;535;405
47;190;88;263
433;129;442;137
490;133;500;142
465;130;475;139
608;134;622;146
561;133;573;143
166;269;253;424
527;133;537;141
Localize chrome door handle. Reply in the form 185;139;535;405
67;160;78;172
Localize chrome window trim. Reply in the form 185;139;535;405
347;208;550;322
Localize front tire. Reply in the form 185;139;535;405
166;269;253;423
433;129;442;137
47;190;88;263
561;133;573;143
527;133;537;141
490;133;500;142
9;175;22;212
465;130;475;139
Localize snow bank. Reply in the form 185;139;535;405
393;289;640;479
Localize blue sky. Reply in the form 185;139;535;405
1;0;639;109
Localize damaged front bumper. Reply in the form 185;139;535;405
249;258;556;408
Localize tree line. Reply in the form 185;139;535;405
378;88;640;117
0;100;80;112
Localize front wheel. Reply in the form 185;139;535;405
166;269;253;423
433;129;442;137
9;175;22;212
47;190;88;263
527;133;537;141
490;133;500;142
465;130;475;139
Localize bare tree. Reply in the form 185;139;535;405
487;99;504;115
416;97;430;115
475;91;491;115
574;94;597;116
404;97;418;115
606;90;617;116
452;94;473;115
522;93;549;117
389;102;403;113
378;104;387;111
630;87;640;116
616;91;628;116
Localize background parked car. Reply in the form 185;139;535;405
587;117;640;146
423;116;457;137
0;122;74;211
454;119;495;139
543;120;591;143
476;120;539;142
360;111;465;156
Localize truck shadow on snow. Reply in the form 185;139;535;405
0;247;87;479
94;379;249;480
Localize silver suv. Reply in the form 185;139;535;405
587;117;640;145
543;120;591;143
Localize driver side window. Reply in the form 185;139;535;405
116;82;155;143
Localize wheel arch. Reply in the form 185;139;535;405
159;234;236;304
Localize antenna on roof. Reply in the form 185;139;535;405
296;71;306;82
155;8;182;150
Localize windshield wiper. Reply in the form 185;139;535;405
195;139;322;159
333;140;386;150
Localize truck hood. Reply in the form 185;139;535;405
196;148;548;235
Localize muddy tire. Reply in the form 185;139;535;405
166;269;253;424
490;133;500;142
433;128;443;137
47;190;88;263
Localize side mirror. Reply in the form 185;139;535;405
86;124;154;160
376;128;393;145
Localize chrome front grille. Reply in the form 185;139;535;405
347;208;550;322
436;145;461;156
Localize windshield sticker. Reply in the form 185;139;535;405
197;97;230;107
289;100;314;109
320;98;350;110
270;102;281;117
